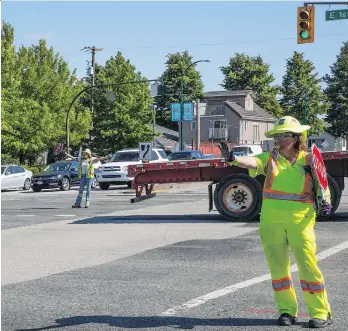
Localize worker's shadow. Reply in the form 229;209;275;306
15;315;307;330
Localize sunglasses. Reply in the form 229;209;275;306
273;133;295;140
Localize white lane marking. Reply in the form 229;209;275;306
16;215;36;217
54;215;76;217
159;240;348;316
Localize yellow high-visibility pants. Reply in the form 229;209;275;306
259;217;331;320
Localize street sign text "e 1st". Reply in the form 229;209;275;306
326;9;348;21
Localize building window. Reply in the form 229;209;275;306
244;121;248;131
191;121;196;130
308;139;324;148
214;120;227;129
253;125;260;141
210;120;227;140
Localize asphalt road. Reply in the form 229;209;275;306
2;182;348;331
1;183;211;230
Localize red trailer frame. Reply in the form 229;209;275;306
128;151;348;221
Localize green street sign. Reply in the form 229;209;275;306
326;9;348;21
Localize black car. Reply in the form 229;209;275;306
31;161;80;192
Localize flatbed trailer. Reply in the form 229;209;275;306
128;151;348;221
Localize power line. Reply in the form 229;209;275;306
101;33;347;52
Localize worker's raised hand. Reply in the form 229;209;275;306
218;141;235;163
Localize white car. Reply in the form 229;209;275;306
1;165;33;191
96;148;168;190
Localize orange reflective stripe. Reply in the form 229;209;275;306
264;157;278;190
264;157;273;189
263;153;314;203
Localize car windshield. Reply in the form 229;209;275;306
232;147;249;153
1;166;7;174
111;152;139;162
168;152;191;160
44;163;71;172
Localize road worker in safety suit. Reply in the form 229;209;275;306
219;116;332;328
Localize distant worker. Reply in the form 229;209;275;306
219;116;332;328
72;148;94;208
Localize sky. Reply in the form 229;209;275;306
2;0;348;92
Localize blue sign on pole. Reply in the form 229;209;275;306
171;102;194;121
171;103;181;121
183;102;194;121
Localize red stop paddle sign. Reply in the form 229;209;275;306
53;143;63;156
311;144;328;191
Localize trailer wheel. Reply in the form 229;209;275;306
317;173;341;221
214;173;262;222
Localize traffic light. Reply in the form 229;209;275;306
297;6;315;44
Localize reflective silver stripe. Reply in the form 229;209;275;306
263;191;314;202
272;279;293;290
301;282;325;291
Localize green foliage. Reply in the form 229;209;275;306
220;53;282;117
155;51;205;129
324;42;348;141
1;21;91;164
90;52;154;155
25;165;45;175
280;52;329;135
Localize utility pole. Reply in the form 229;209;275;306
195;100;200;151
82;46;103;140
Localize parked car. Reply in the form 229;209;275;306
96;148;168;190
1;165;32;191
31;161;81;192
168;150;210;161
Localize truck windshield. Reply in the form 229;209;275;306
111;152;139;162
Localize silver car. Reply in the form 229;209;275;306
1;165;32;191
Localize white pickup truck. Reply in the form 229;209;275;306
96;148;168;190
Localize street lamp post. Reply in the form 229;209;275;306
179;59;210;151
65;78;160;154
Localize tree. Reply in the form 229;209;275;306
1;23;91;164
220;53;282;118
1;21;22;162
155;51;204;130
16;40;91;149
90;52;154;155
324;42;348;145
280;52;329;135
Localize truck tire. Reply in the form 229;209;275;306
214;173;262;222
317;173;341;221
99;182;110;190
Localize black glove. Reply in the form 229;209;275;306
218;141;235;163
319;201;332;217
